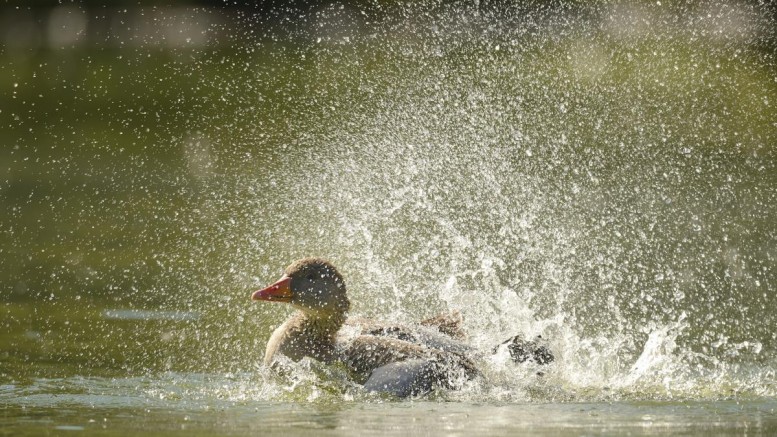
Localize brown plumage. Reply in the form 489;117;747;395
251;258;552;395
251;258;477;385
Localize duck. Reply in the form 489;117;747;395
251;257;553;397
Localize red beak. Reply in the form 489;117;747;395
251;275;293;303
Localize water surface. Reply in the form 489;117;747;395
3;374;777;436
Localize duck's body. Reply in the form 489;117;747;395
264;310;344;365
252;258;550;396
262;308;476;385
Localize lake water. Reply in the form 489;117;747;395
1;2;776;435
3;377;777;436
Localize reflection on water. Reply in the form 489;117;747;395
2;375;777;437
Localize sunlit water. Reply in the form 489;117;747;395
3;375;777;436
1;1;776;435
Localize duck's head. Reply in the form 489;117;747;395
251;258;350;317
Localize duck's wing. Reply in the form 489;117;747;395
413;324;475;355
493;335;555;364
362;359;443;398
420;311;466;340
353;311;466;341
344;315;474;357
340;335;432;380
339;335;478;384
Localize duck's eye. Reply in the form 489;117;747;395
306;273;317;281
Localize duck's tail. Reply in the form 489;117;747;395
493;335;555;365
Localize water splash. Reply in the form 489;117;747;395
2;1;775;405
151;1;777;403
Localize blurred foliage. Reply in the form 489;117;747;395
1;1;775;389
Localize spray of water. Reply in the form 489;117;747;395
3;2;774;404
144;2;777;402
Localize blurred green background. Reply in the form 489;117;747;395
1;0;776;390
